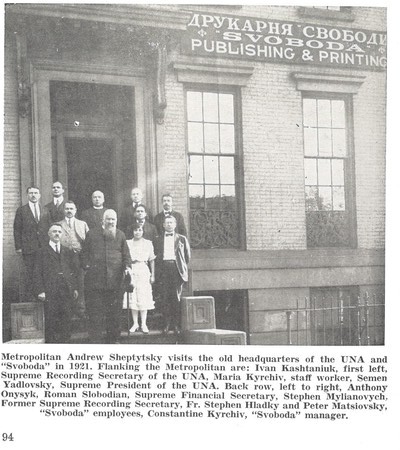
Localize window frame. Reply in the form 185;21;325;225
298;6;355;22
184;84;246;250
302;92;357;248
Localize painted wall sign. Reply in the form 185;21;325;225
182;13;387;71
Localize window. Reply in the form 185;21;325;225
303;96;355;247
186;89;241;249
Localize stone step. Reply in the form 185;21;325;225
71;311;165;334
70;329;180;345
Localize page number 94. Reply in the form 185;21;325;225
2;433;14;442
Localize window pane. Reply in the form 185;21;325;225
333;186;346;211
221;184;236;198
318;128;332;156
332;129;346;157
220;156;235;184
305;186;318;211
187;91;203;122
203;92;219;122
318;186;332;210
220;124;235;153
331;100;345;128
317;99;331;127
188;122;204;153
204;155;219;183
303;98;317;127
189;155;204;184
205;185;220;209
304;158;318;185
332;159;344;185
204;123;219;153
189;185;204;209
318;159;332;185
219;94;234;123
304;128;318;156
221;185;236;210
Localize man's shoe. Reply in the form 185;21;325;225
163;323;170;335
173;326;180;336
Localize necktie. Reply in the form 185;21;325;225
56;244;60;254
165;233;173;237
55;199;60;208
33;204;39;223
68;219;72;228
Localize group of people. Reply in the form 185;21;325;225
13;183;191;344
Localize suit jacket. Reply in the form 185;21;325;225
81;228;132;291
119;202;153;234
58;218;89;252
80;207;105;230
126;220;158;242
43;199;66;225
154;233;191;282
13;204;46;255
34;243;79;299
154;210;187;236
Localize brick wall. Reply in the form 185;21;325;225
3;32;21;296
164;5;386;251
242;63;306;250
162;70;189;226
354;72;386;249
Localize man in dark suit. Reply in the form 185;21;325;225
81;190;106;230
81;209;132;344
125;204;158;243
154;216;191;335
13;186;45;301
119;187;153;234
34;223;79;343
154;193;187;236
43;181;66;229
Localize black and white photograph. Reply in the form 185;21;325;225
1;2;398;449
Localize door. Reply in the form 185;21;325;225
65;137;116;213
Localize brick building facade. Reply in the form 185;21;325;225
3;5;386;344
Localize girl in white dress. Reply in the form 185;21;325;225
123;223;155;333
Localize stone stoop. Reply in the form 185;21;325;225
180;296;247;345
69;330;180;345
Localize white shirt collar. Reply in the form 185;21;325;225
49;241;59;252
93;206;104;210
54;196;64;205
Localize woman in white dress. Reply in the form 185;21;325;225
123;223;155;333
